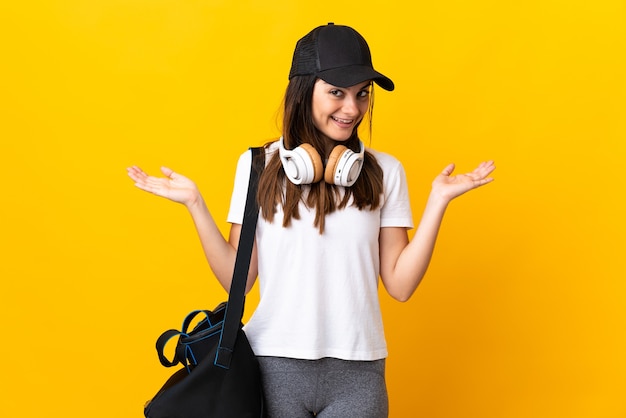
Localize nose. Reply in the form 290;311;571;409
341;96;360;116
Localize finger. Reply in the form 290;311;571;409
480;163;496;178
473;161;496;178
138;177;170;195
476;177;495;187
126;167;137;180
160;166;174;178
130;174;162;192
127;166;148;182
441;163;456;176
132;181;154;193
145;176;169;189
126;166;140;177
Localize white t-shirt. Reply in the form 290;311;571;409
227;142;414;361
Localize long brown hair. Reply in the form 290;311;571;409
257;75;384;233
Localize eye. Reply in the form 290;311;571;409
329;89;344;97
357;89;370;98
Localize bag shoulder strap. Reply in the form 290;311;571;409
215;146;265;369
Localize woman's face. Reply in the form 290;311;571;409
311;79;371;143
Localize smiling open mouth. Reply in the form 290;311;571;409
331;116;353;124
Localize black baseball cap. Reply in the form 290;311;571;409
288;23;395;91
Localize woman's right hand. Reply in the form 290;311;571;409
127;166;200;207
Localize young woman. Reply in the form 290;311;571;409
128;23;495;418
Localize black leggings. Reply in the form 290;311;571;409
257;356;389;418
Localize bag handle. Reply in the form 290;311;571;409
215;146;265;369
155;329;183;367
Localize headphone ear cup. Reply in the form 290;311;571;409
298;143;324;183
324;145;348;184
324;145;364;187
279;137;324;184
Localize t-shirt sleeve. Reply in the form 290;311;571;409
226;149;253;225
379;152;414;229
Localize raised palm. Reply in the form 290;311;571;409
127;166;200;206
432;161;496;201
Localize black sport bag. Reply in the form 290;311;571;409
144;147;266;418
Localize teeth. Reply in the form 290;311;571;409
332;116;352;123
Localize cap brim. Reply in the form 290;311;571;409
317;65;395;91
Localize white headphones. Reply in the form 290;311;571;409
278;136;365;187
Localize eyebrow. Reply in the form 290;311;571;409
320;80;372;90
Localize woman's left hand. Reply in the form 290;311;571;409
432;161;496;202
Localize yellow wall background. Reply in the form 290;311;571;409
1;1;624;417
